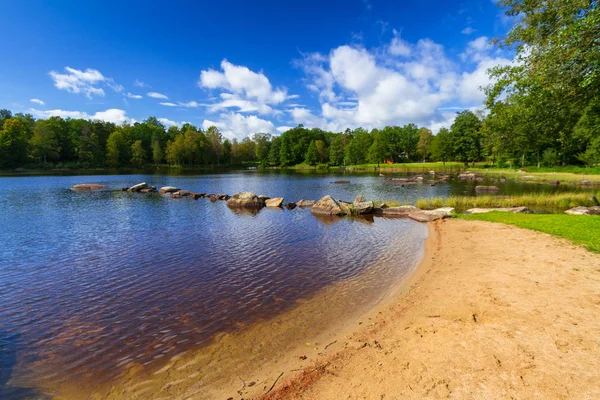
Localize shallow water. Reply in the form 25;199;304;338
0;172;432;398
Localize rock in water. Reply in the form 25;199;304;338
296;199;315;208
352;195;373;214
265;197;284;208
332;180;350;184
159;186;180;194
139;186;157;193
311;195;345;216
226;192;266;208
285;202;297;210
70;184;108;191
475;186;500;192
128;182;148;192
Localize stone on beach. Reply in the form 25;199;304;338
159;186;180;194
70;183;108;191
380;206;418;216
265;197;284;208
465;207;531;214
128;182;148;192
311;195;345;216
226;192;266;208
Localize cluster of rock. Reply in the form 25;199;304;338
70;183;108;191
123;182;157;193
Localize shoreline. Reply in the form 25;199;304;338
262;219;600;399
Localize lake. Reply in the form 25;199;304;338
0;170;586;398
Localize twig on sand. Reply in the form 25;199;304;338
324;340;337;350
266;372;284;394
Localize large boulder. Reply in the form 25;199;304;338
565;206;600;215
128;182;148;192
70;183;108;191
465;207;531;214
296;199;315;208
265;197;284;208
159;186;180;194
352;195;373;214
226;192;265;208
311;195;345;216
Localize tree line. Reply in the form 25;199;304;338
1;1;599;170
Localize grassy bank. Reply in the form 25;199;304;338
413;192;599;212
458;212;600;253
471;168;600;184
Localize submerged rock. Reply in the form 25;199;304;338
265;197;284;208
285;202;297;210
159;186;180;194
128;182;148;192
458;173;477;180
465;207;531;214
311;195;345;216
296;199;315;208
226;192;265;208
70;183;108;191
475;185;500;192
332;180;350;184
565;206;600;215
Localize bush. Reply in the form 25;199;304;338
543;148;560;167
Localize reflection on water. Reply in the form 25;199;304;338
0;173;430;397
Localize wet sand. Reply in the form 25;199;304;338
263;219;600;399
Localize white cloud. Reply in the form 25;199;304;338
178;101;201;108
134;79;150;88
49;67;122;98
276;126;293;133
292;34;513;133
126;92;143;99
29;108;134;124
159;102;177;107
198;60;296;115
147;92;168;99
29;98;45;105
202;112;276;140
461;27;476;35
158;117;179;127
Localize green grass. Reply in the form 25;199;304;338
346;161;466;171
415;192;599;212
458;212;600;253
470;167;600;184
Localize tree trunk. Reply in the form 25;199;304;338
521;153;525;168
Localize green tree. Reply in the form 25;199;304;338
314;140;327;164
131;140;146;166
106;131;128;167
0;118;29;168
305;140;318;166
329;135;345;166
152;140;164;164
268;136;281;165
416;128;433;162
450;111;482;165
279;135;293;166
30;120;59;163
431;128;452;165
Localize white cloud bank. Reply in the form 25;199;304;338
29;108;134;125
49;67;123;99
196;35;512;137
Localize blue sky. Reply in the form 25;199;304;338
0;0;513;139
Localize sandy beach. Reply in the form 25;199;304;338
262;219;600;399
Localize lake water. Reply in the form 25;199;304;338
0;170;587;398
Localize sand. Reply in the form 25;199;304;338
262;219;600;399
50;219;600;399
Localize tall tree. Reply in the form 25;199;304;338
0;118;29;168
305;140;318;166
416;128;433;162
